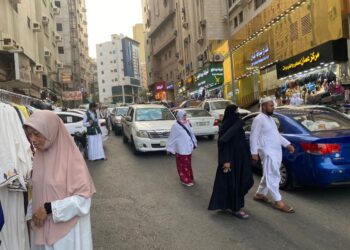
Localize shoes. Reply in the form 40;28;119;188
181;182;194;187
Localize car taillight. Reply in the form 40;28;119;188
214;120;219;126
300;142;340;155
100;122;106;127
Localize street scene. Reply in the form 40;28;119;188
1;0;350;250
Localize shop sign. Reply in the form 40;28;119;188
166;84;174;90
251;47;270;67
154;82;166;92
276;38;348;79
62;91;82;101
194;64;224;90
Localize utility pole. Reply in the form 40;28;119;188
224;0;236;103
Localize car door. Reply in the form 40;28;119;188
57;114;84;135
124;108;134;139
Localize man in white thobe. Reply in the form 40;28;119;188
250;96;295;213
83;103;106;161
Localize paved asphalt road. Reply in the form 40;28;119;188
88;136;350;250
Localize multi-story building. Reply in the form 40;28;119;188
142;0;178;102
212;0;350;107
54;0;90;106
0;0;60;99
96;34;141;104
87;57;99;103
133;23;148;89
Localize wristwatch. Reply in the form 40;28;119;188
44;202;52;215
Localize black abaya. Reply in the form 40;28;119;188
208;106;254;212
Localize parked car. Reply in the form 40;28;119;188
177;100;202;109
200;98;251;120
121;104;176;154
111;106;129;135
243;106;350;189
173;108;218;140
55;111;109;143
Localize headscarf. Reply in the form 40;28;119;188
177;109;187;124
24;110;96;245
220;104;239;134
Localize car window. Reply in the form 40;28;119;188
243;116;255;132
211;101;231;110
204;103;210;111
186;109;211;118
135;108;175;121
116;108;128;116
58;114;81;124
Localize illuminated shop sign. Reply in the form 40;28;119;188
276;38;348;79
194;64;224;89
251;47;270;67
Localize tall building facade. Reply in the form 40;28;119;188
54;0;90;105
211;0;350;107
133;23;148;89
96;34;141;104
0;0;60;99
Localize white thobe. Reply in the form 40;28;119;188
28;195;93;250
250;113;290;202
83;112;105;161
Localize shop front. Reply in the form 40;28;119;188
153;81;167;101
191;63;224;100
276;38;349;105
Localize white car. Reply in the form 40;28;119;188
200;98;251;120
55;111;109;142
121;104;176;153
174;108;218;140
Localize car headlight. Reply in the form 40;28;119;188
136;130;149;138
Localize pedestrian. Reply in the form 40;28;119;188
166;110;197;187
83;103;106;161
250;96;295;213
24;110;96;250
208;105;254;219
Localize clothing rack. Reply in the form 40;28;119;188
0;89;41;106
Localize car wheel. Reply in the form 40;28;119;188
122;129;128;144
279;163;293;190
207;135;215;140
131;136;140;155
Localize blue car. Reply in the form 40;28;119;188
243;106;350;190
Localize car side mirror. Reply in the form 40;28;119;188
125;116;132;122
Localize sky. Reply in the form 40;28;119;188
86;0;143;58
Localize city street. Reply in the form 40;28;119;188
88;136;350;250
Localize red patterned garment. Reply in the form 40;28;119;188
175;154;194;184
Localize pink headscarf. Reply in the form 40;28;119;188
24;110;96;245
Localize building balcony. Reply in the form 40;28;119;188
148;9;176;37
151;33;176;56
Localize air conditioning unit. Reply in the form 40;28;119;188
53;6;60;15
212;54;224;62
42;16;50;24
2;36;17;50
200;20;207;27
56;62;64;69
197;36;204;44
33;22;42;32
55;34;62;42
35;64;44;73
182;22;189;29
44;49;52;57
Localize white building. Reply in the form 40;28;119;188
96;34;141;104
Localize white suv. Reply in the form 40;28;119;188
200;99;251;120
121;104;176;154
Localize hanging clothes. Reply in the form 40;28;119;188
0;103;32;250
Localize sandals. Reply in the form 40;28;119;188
253;194;269;203
233;211;250;220
274;203;295;213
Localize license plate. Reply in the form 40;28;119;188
160;141;166;147
197;122;209;126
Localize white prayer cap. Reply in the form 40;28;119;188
259;96;273;105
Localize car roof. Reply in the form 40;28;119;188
55;111;83;117
129;104;167;109
204;99;228;102
177;108;206;111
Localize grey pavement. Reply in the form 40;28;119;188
88;136;350;250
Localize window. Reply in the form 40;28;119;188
103;88;105;93
243;116;255;132
58;46;64;54
58;115;82;124
101;71;104;75
27;17;31;29
101;62;103;65
56;23;63;31
254;0;266;10
169;50;171;58
114;69;117;72
102;80;105;83
100;52;103;56
234;17;238;28
239;11;243;23
54;1;61;8
114;60;117;63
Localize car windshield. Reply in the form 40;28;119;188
210;101;231;110
116;108;128;116
185;109;211;118
135;108;175;121
287;108;350;132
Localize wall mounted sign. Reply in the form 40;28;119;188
194;63;224;90
276;38;348;79
251;47;270;67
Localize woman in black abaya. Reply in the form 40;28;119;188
208;105;254;219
